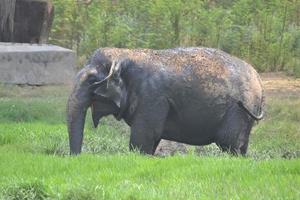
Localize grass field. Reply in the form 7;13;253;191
0;81;299;199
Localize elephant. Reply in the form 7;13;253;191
67;47;264;155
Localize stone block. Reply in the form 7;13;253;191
0;43;75;85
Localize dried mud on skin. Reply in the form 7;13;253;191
99;47;263;118
101;47;234;78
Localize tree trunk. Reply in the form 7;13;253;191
0;0;16;41
0;0;54;44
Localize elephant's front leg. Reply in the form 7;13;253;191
129;98;169;155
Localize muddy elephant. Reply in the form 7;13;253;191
67;47;264;155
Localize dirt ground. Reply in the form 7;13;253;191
261;72;300;97
155;72;300;155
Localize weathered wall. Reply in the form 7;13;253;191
0;43;75;85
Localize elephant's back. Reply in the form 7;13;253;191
99;47;229;77
99;47;264;118
99;47;252;80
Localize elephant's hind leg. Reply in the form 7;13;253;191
215;103;254;155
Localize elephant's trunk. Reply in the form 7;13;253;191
67;87;90;155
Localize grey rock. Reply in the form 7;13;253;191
0;43;75;85
155;139;188;156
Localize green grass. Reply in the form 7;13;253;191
0;152;299;200
249;97;300;159
0;85;299;199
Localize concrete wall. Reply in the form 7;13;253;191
0;43;75;85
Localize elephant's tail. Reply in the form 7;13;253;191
237;101;264;121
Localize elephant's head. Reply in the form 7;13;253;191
67;53;128;155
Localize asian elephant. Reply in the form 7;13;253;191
67;47;264;155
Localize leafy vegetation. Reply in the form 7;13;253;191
0;84;299;199
49;0;300;76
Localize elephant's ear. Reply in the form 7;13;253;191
93;60;125;108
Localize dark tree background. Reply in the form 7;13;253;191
49;0;300;76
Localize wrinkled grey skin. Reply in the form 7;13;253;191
67;47;264;155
